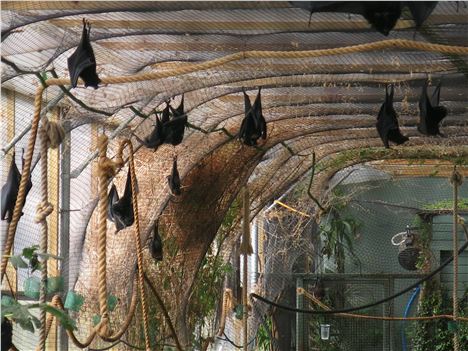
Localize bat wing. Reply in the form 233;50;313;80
107;183;119;222
164;114;187;146
161;102;171;124
406;1;438;27
376;85;408;147
112;169;134;231
67;19;100;88
150;224;163;261
362;2;402;36
167;159;181;195
253;87;267;140
1;156;21;222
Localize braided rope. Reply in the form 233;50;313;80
45;39;468;87
37;126;49;351
1;86;44;282
120;139;151;351
216;288;233;338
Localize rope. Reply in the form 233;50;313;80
1;86;44;282
251;237;468;315
298;288;468;322
120;139;151;351
42;114;65;149
143;272;184;351
44;39;468;87
240;186;253;255
450;167;463;351
216;288;233;337
37;122;51;351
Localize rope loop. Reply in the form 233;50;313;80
35;201;53;223
42;115;65;149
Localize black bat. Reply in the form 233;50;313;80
291;2;436;36
252;87;267;140
166;94;187;146
376;84;409;148
135;112;166;150
418;80;447;136
150;223;163;261
167;157;181;196
406;2;438;28
107;183;119;222
161;101;171;124
112;168;134;232
67;18;100;89
239;88;259;146
1;318;13;351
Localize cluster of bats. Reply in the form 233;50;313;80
376;80;447;148
291;1;438;36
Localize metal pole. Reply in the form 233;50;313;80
59;119;71;351
296;277;304;351
451;168;462;351
242;186;249;350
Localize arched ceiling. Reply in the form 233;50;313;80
2;1;468;214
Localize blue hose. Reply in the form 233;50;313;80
402;285;421;351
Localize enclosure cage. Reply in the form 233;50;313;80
1;1;468;351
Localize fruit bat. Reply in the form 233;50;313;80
417;80;447;136
111;168;134;232
166;95;187;146
1;317;13;351
238;89;258;146
376;85;409;148
160;101;171;124
167;157;181;196
150;223;163;261
107;183;118;222
135;112;166;150
252;87;267;140
67;18;101;89
405;2;438;28
1;151;32;222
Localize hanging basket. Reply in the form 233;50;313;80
392;226;421;271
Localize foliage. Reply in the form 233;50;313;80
6;244;61;272
423;198;468;211
409;281;468;351
1;295;76;332
256;316;272;350
412;215;433;272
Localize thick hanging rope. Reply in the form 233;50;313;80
216;288;233;337
1;86;44;282
450;167;463;351
44;39;468;87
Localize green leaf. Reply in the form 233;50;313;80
9;255;28;269
41;304;76;331
22;245;39;259
92;315;101;326
18;318;35;333
37;253;63;261
107;295;118;312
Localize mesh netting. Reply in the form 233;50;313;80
1;1;468;351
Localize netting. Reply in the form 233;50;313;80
1;1;468;351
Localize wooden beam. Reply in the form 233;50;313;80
46;107;60;351
369;160;468;178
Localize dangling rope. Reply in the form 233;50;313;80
36;113;65;351
216;288;233;337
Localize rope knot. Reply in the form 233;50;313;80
35;202;53;223
98;157;118;179
42;115;65;149
450;169;463;186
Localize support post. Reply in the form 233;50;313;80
242;186;250;350
58;118;71;351
450;168;462;351
296;277;304;351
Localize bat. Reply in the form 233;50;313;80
166;94;187;146
161;101;171;124
252;87;267;140
1;152;21;222
135;112;166;150
406;2;438;28
418;80;447;136
67;18;100;89
150;223;163;261
376;84;409;148
107;183;119;222
290;2;437;36
167;157;181;196
1;318;13;351
112;168;134;232
239;88;259;146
